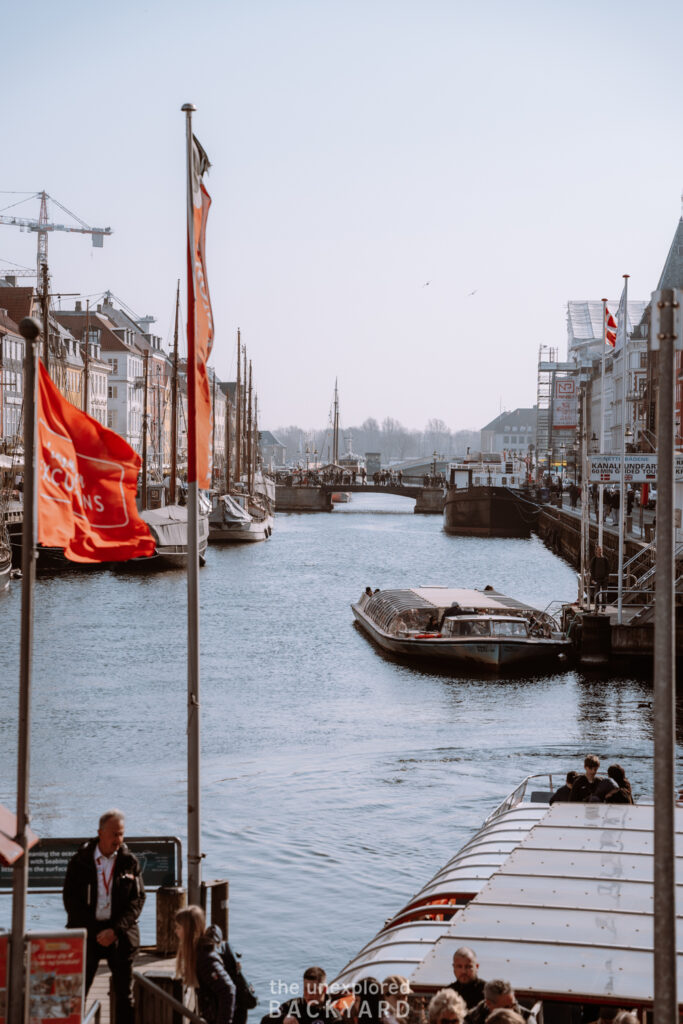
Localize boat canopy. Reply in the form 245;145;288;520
336;799;683;1006
141;505;190;547
216;494;252;523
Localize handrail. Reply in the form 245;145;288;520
483;773;555;824
83;1000;101;1024
133;971;207;1024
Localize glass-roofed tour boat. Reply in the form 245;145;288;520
351;587;569;669
332;774;676;1021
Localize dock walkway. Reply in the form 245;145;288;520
88;949;177;1024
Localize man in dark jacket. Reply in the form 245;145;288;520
550;771;579;804
62;810;145;1024
447;947;486;1009
465;979;535;1024
570;755;604;803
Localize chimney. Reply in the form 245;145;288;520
5;275;16;286
75;300;82;313
97;304;102;313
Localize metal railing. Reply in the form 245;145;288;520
133;971;206;1024
484;773;555;824
83;1000;101;1024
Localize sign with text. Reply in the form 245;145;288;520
0;837;181;891
588;454;683;482
28;931;86;1024
553;379;577;429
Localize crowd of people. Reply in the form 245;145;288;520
275;468;444;488
550;755;633;804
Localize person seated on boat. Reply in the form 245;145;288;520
427;988;467;1024
486;1012;525;1024
549;770;579;804
381;976;411;1024
465;981;534;1024
584;1006;623;1024
439;603;462;628
343;977;384;1024
603;764;634;804
447;947;486;1009
569;755;605;802
426;614;439;631
264;967;341;1024
365;586;373;597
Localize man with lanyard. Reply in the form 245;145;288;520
63;809;145;1024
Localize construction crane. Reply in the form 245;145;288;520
0;190;112;279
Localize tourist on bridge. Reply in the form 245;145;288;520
175;905;237;1024
62;809;145;1024
447;946;486;1009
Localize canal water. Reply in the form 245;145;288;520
0;493;677;1002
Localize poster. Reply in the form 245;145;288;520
28;931;86;1024
0;933;7;1024
553;379;577;429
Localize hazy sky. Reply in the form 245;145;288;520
3;0;683;434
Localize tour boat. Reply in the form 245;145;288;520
332;775;673;1017
208;492;273;543
351;587;569;668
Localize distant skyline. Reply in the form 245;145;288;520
3;0;683;433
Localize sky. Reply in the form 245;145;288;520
3;0;683;434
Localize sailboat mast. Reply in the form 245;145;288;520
82;299;90;413
225;393;231;493
170;280;180;504
247;359;253;493
141;350;149;511
333;379;340;465
211;370;217;489
242;344;248;481
235;329;242;482
254;393;259;476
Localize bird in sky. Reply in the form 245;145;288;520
423;281;430;287
468;288;478;296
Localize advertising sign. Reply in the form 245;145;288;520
27;931;86;1024
0;933;7;1024
588;454;683;483
553;379;577;429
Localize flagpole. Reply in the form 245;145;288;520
182;101;202;907
8;317;41;1024
617;275;629;624
598;297;607;549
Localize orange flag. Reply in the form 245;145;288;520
37;362;155;562
188;134;214;487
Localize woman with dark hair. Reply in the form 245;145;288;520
350;977;384;1024
175;905;236;1024
605;764;634;804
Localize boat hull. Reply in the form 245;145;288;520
351;604;568;668
443;486;533;538
208;515;273;543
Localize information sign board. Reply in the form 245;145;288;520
0;837;181;891
587;454;683;483
27;930;86;1024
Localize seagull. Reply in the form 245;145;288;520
423;281;430;287
468;289;478;296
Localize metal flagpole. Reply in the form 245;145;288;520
652;288;677;1024
580;386;590;608
8;316;41;1024
182;101;202;906
598;298;607;548
617;276;629;624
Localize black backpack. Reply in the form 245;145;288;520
219;941;258;1024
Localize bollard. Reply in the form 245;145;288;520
201;879;230;939
156;886;186;954
580;613;611;666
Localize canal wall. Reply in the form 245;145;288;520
413;488;445;514
536;506;645;572
275;486;334;512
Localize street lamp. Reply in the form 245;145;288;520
590;432;599;454
432;449;438;478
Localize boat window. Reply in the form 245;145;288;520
491;619;528;637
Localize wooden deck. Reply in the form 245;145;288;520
87;948;178;1024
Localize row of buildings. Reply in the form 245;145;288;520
478;210;683;479
0;281;253;484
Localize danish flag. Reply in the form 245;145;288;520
605;307;618;347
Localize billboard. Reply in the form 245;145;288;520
553;379;578;429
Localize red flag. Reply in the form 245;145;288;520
37;361;155;562
187;134;214;488
605;306;617;347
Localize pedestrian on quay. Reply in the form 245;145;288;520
589;546;609;610
175;905;236;1024
62;809;145;1024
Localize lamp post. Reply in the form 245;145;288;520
432;450;438;480
572;439;579;485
